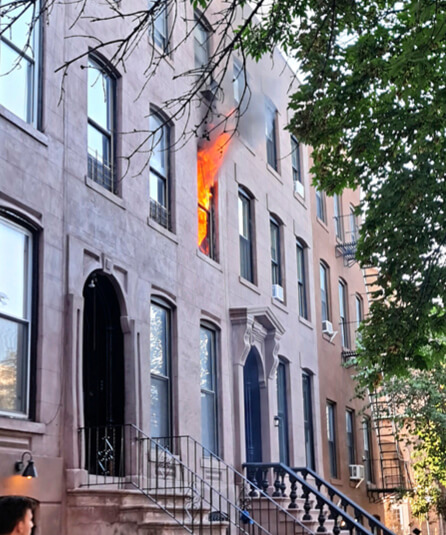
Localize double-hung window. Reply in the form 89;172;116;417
0;216;34;416
200;324;218;455
320;262;330;323
149;0;168;52
270;216;283;299
265;102;279;171
0;0;41;125
339;279;350;348
233;58;245;105
302;372;315;470
355;294;363;346
326;401;338;478
238;189;254;283
316;189;326;222
194;15;210;70
334;194;343;240
363;417;374;483
291;136;303;194
346;409;356;465
296;241;308;319
150;112;171;229
87;57;116;193
150;301;172;446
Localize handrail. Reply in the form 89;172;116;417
244;462;395;535
293;465;394;535
79;425;315;535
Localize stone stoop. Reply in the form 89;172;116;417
67;487;229;535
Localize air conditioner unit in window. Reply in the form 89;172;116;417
322;320;334;335
349;464;365;481
272;284;284;301
294;180;305;198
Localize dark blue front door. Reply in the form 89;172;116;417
244;350;262;462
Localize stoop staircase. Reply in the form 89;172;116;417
69;424;396;535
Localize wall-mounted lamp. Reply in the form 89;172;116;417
15;451;38;479
273;416;280;428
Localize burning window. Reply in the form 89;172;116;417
197;133;231;260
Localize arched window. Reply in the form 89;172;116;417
0;214;35;416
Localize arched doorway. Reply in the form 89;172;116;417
244;349;262;462
83;272;124;475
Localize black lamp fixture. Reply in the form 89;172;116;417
15;451;38;479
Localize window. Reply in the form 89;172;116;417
316;189;326;222
150;301;172;444
320;262;330;322
149;0;168;51
265;102;279;171
346;409;356;466
198;180;217;260
239;188;254;283
333;194;343;240
355;294;363;345
277;360;290;464
194;14;210;70
339;279;350;348
0;216;34;416
296;241;308;319
326;401;338;478
150;111;171;229
233;58;245;104
87;57;116;193
363;417;374;483
349;205;359;242
302;372;315;470
270;216;283;298
0;0;40;125
291;136;303;190
200;325;218;455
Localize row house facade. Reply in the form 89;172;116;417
0;1;396;533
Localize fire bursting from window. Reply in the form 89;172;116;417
197;132;231;257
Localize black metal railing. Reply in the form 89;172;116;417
334;214;361;266
88;153;114;193
79;425;314;535
150;198;170;230
244;463;395;535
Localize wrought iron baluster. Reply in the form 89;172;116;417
316;497;327;532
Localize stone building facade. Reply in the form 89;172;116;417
0;1;389;533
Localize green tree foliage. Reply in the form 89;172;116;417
243;0;446;386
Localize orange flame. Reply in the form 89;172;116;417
197;132;232;253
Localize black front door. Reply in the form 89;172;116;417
83;272;124;475
244;350;262;462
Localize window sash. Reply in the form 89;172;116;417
339;281;350;348
302;373;315;470
0;0;40;125
320;264;329;322
265;106;278;170
0;216;33;417
239;193;253;282
194;18;209;69
316;190;325;222
297;243;307;319
326;403;338;478
291;136;302;184
270;220;281;286
334;194;343;239
200;326;218;455
346;410;356;465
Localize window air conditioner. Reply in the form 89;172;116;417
349;464;365;481
272;284;284;302
322;320;334;335
294;180;305;198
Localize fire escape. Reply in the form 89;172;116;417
367;393;412;503
335;212;360;268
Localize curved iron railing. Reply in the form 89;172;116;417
244;462;395;535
